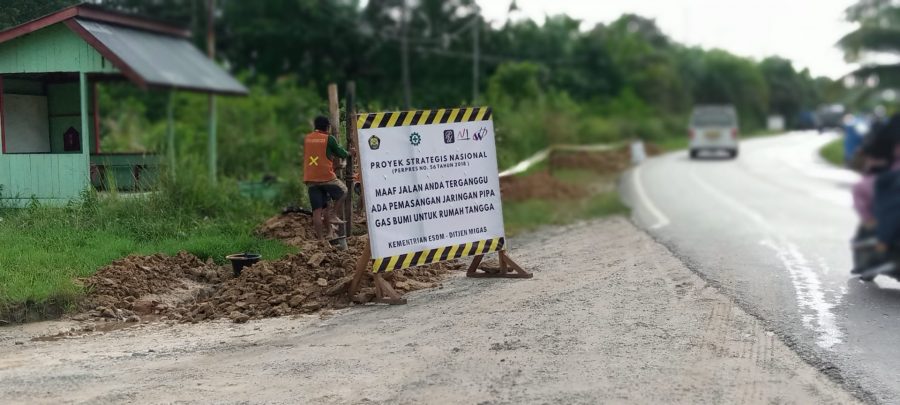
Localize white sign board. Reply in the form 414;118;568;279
356;107;506;272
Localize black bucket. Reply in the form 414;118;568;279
225;253;261;277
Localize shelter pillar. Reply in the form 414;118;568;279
79;72;89;156
0;75;5;155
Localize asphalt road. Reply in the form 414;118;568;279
622;132;900;404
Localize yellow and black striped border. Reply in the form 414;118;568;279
357;106;492;130
372;237;505;273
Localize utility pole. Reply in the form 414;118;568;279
472;10;480;103
400;0;412;109
207;0;218;185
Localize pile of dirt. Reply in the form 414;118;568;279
80;252;229;321
549;147;632;174
256;213;319;247
77;237;462;324
500;171;587;202
172;237;461;323
257;213;367;247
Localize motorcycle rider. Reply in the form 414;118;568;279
853;114;900;278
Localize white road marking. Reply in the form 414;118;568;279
632;164;670;230
689;168;844;350
760;239;844;349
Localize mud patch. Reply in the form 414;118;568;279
0;298;69;325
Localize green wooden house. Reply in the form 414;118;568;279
0;4;247;206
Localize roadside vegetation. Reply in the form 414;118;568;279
503;188;627;236
502;155;630;235
0;174;294;319
820;139;845;166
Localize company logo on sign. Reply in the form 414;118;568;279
443;130;455;144
409;132;422;146
473;127;488;141
368;135;381;150
457;129;470;140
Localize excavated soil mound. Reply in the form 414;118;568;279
80;252;227;321
549;147;632;174
256;213;318;247
77;238;462;324
173;237;461;323
500;171;587;202
257;212;368;247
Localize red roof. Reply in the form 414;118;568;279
0;3;190;45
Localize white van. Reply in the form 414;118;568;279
689;105;739;159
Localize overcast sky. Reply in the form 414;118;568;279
476;0;859;79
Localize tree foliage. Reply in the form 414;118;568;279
0;1;841;174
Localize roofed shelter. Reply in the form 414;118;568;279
0;4;247;206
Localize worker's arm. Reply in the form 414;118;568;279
327;135;349;159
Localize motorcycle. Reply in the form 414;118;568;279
852;237;900;282
852;168;900;282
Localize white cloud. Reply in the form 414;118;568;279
477;0;859;78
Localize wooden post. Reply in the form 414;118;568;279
328;84;340;139
92;81;101;154
327;84;343;227
349;237;371;296
343;82;356;237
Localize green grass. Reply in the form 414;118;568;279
503;190;628;235
551;168;601;185
820;139;844;166
502;169;628;235
0;175;294;315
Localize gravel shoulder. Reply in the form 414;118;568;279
0;217;858;404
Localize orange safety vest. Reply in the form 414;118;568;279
303;131;336;182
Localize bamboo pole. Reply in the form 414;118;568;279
327;84;342;227
343;82;356;237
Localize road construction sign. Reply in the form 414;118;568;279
356;107;506;272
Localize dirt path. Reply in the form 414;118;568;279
0;217;858;404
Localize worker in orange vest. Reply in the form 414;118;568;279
303;116;350;240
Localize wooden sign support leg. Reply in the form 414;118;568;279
349;239;371;297
349;238;407;305
467;250;532;279
373;273;407;305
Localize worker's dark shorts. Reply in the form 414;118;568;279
307;180;346;210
